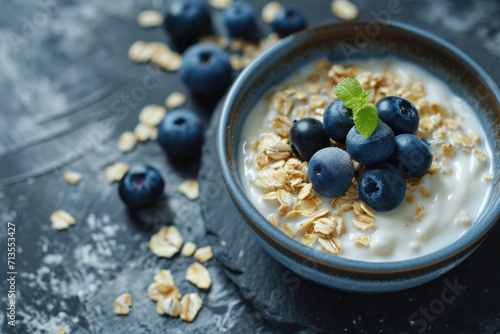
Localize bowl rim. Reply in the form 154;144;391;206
217;20;500;274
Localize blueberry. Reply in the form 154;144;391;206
271;7;307;37
387;134;433;177
358;163;406;212
223;2;256;38
289;118;330;161
376;96;419;135
323;100;354;144
164;0;211;43
346;122;396;165
308;148;354;197
157;109;204;159
180;43;232;97
119;164;165;210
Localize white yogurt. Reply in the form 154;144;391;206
239;58;493;262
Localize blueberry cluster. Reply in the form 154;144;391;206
119;2;310;210
290;96;432;212
164;1;307;97
119;110;204;210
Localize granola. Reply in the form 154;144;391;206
242;58;492;260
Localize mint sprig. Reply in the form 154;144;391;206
335;78;378;137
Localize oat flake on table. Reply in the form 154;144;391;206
331;0;359;20
137;10;164;28
165;92;187;109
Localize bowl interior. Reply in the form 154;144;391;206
219;21;500;272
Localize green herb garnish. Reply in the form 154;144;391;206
335;77;379;137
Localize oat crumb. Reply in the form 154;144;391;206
50;210;76;230
194;246;213;263
114;293;132;315
262;1;283;23
178;179;199;200
405;194;415;204
418;186;431;199
139;104;166;127
441;143;455;158
468;130;480;143
165;92;187;109
454;210;471;226
230;54;244;70
128;41;150;63
149;226;183;258
208;0;232;9
117;131;137;153
472;149;486;162
415;203;425;222
105;162;129;183
134;123;157;142
482;173;492;182
163;297;182;317
353;236;371;247
180;293;203;322
331;0;359;20
268;214;280;227
186;263;211;289
62;171;82;185
182;242;197;257
137;10;164;28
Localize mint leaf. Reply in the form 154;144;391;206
359;90;372;102
335;77;363;103
353;103;379;137
335;78;378;137
345;97;365;111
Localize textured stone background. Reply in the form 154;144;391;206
0;0;499;333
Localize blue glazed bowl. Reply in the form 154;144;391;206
217;21;500;292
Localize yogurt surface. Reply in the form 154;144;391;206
239;58;493;262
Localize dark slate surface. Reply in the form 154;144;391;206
0;0;499;333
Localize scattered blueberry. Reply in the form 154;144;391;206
119;164;165;210
164;0;211;42
223;2;256;38
358;163;406;212
157;109;204;159
376;96;419;135
387;134;433;177
289;118;330;161
180;43;232;97
271;6;307;37
346;122;396;165
308;147;354;197
323;100;354;144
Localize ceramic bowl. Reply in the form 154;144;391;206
217;21;500;292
